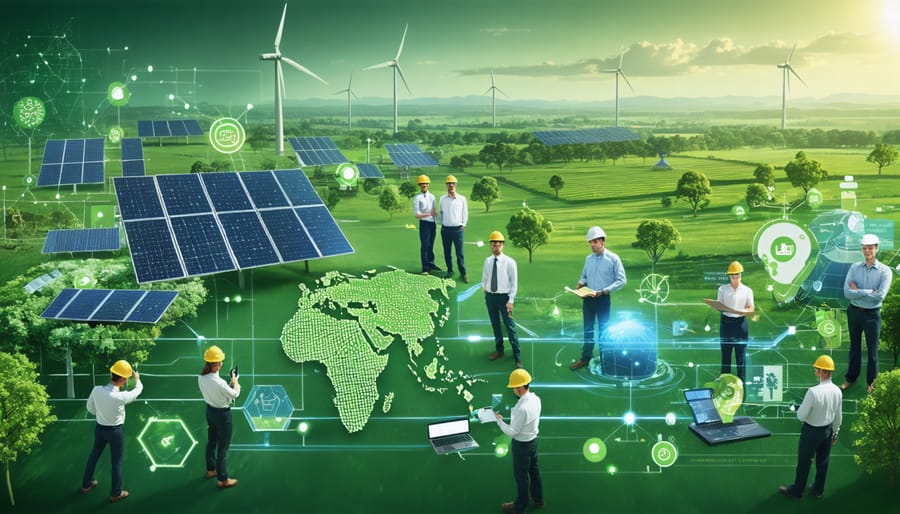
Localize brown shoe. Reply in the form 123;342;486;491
109;491;129;503
217;478;238;489
840;381;854;390
205;470;217;479
570;359;588;370
461;275;469;283
501;502;517;513
867;384;874;394
534;500;545;508
81;480;98;494
488;351;504;361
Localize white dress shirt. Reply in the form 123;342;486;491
198;373;241;408
481;252;518;303
497;391;541;442
717;282;754;318
439;194;468;227
412;191;436;222
797;379;843;437
86;380;144;426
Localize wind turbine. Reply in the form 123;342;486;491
363;24;411;134
777;43;806;130
601;48;634;127
335;73;358;130
484;70;507;128
258;3;327;155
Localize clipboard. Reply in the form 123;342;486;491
704;299;748;316
565;286;596;298
476;407;496;424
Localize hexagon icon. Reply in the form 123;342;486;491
136;417;198;471
242;384;294;431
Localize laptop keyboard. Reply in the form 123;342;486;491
436;434;471;446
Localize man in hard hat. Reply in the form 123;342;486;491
483;230;521;367
779;355;842;499
841;234;892;394
198;345;241;489
81;359;143;503
495;368;543;513
570;226;626;370
439;174;469;283
412;174;441;274
716;261;755;383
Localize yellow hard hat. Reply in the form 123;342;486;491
813;355;835;371
488;230;505;242
507;368;532;388
110;360;133;378
417;175;430;185
204;345;225;363
445;175;458;184
726;261;744;274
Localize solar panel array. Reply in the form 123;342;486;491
121;138;146;177
37;139;105;187
384;143;439;167
24;269;62;294
43;227;120;254
114;169;354;283
356;163;384;179
532;127;640;146
137;120;203;138
40;288;179;323
287;137;349;166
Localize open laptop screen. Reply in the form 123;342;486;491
684;388;723;425
428;418;469;439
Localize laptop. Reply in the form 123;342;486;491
683;388;771;445
427;417;480;455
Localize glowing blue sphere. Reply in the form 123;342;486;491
600;314;657;379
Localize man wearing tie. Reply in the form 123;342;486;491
483;231;521;368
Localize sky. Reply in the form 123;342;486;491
2;0;900;108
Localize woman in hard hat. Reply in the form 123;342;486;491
495;368;543;513
81;360;143;503
779;355;842;499
716;261;755;383
439;174;469;283
198;345;241;489
412;174;441;274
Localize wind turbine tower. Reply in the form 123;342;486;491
335;73;358;130
484;70;507;128
259;3;328;155
601;48;634;127
777;44;806;130
364;24;411;134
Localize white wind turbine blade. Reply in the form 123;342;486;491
395;63;412;94
786;43;797;64
619;69;635;92
282;56;328;84
363;60;393;71
274;3;287;50
787;65;806;87
396;24;408;60
495;86;508;97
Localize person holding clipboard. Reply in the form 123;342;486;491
707;261;755;382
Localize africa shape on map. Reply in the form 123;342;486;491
280;269;483;433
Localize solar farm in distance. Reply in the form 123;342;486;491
42;227;120;254
40;288;179;323
121;138;146;177
287;136;349;166
384;143;439;167
37;138;105;187
137;119;203;138
532;127;640;146
113;169;354;283
356;162;384;179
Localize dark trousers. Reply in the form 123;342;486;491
787;423;833;497
581;295;611;362
846;306;880;386
486;293;520;360
418;220;437;271
720;314;749;382
511;438;543;513
82;423;125;496
206;406;233;481
440;225;466;276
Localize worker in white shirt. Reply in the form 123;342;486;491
198;345;241;489
439;174;469;283
483;230;521;367
496;368;544;514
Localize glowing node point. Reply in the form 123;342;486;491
788;326;797;335
582;438;607;462
607;465;617;475
704;324;711;332
688;362;695;367
466;335;481;342
623;412;636;425
297;422;309;434
665;412;676;426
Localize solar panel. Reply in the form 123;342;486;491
169;120;188;136
121;138;145;177
37;138;106;187
114;170;354;283
384;143;439;167
356;163;384;179
24;269;63;294
40;288;179;323
137;120;154;138
184;119;203;135
287;136;349;167
153;121;170;137
43;227;120;253
137;120;203;138
532;127;640;146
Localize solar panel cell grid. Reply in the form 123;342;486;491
58;288;112;320
91;290;146;321
169;215;235;275
42;227;120;253
295;206;354;256
259;208;319;261
199;172;254;212
122;159;145;177
137;120;153;138
114;177;166;220
40;288;79;318
273;169;321;206
169;120;188;136
158;174;213;215
184;120;203;135
239;171;290;208
217;211;279;268
127;291;179;323
124;219;186;282
152;121;170;137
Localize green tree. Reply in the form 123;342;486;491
449;155;472;171
784;151;828;193
0;352;56;506
852;369;900;483
471;176;501;213
478;142;516;173
506;208;552;264
634;219;681;267
319;187;341;211
675;170;712;217
866;143;897;176
753;163;776;187
549;174;565;198
398;181;417;199
362;178;384;195
378;185;403;219
746;183;769;207
880;289;900;367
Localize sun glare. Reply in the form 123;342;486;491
884;0;900;43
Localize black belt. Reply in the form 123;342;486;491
206;405;231;411
851;305;880;312
442;225;462;229
486;292;508;296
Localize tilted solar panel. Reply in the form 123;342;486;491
152;121;170;137
356;163;384;178
37;138;106;187
40;288;179;323
384;143;439;167
240;171;290;208
532;127;640;146
259;208;318;261
287;136;348;167
169;120;188;136
137;120;154;138
169;215;235;275
43;227;120;254
158;174;212;215
184;120;203;135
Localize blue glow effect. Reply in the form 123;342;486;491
623;411;636;425
455;284;483;303
599;314;657;379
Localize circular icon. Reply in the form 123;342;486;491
335;163;358;188
108;126;124;143
806;188;823;208
74;271;96;289
651;441;678;468
107;82;130;107
731;204;747;219
582;437;607;463
13;97;46;130
209;117;245;154
817;318;838;338
23;175;35;187
770;236;797;263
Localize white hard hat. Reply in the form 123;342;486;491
585;226;606;241
861;234;879;246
